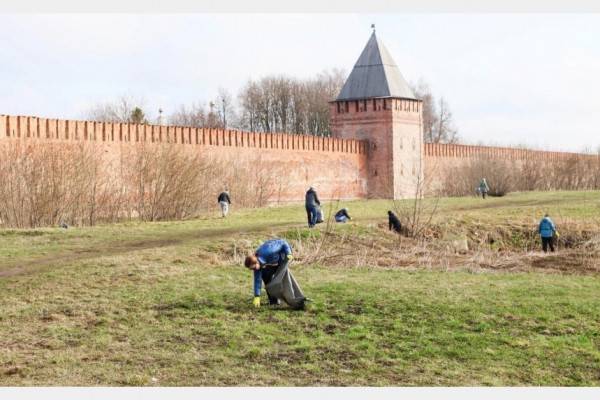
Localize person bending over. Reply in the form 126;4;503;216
335;208;352;223
244;238;293;308
388;210;402;234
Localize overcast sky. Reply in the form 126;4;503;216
1;14;599;152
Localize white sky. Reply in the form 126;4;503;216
1;13;599;152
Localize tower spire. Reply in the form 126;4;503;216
336;31;415;101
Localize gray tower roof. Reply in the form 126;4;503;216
336;32;416;101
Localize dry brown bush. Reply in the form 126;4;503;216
0;141;288;228
438;155;600;197
0;142;111;228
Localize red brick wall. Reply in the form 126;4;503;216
2;114;596;202
330;98;423;199
423;142;599;192
0;115;368;202
423;143;590;162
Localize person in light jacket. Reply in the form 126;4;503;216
538;214;557;252
478;178;490;199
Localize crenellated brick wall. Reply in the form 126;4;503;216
0;115;367;154
424;143;595;162
1;114;597;202
0;114;369;203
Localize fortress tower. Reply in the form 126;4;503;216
330;31;423;199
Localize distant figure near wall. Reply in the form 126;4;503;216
478;178;490;199
305;186;321;228
218;190;231;217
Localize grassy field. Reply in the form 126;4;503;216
1;191;600;385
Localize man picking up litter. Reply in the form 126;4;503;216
244;238;307;310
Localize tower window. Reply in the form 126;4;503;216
363;100;367;111
372;99;376;110
344;102;349;113
336;102;341;113
355;101;359;112
383;99;387;110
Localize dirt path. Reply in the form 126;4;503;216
0;221;294;278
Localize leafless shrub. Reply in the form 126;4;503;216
438;154;600;197
393;159;440;239
0;140;289;228
0;141;110;228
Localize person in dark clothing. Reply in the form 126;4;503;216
217;190;231;217
305;186;321;228
244;239;294;308
335;208;352;223
388;210;402;234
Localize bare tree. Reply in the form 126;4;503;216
410;79;459;144
216;88;235;129
86;96;148;123
433;97;458;144
236;69;345;136
169;103;208;127
392;156;440;239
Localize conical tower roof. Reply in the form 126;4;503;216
336;32;416;101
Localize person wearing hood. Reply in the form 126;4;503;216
388;210;402;234
305;186;321;228
538;213;557;252
335;208;352;223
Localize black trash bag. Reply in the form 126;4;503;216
265;260;306;310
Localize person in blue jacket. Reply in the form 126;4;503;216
244;238;293;308
538;214;557;252
335;208;351;223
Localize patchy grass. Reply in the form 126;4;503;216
1;191;600;385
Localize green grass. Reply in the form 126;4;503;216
1;191;600;385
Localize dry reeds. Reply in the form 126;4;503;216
0;141;288;228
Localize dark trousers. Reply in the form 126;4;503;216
305;206;312;227
261;264;280;305
542;236;555;252
306;205;318;227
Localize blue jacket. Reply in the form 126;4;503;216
538;217;556;238
253;239;292;296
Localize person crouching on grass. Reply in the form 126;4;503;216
335;208;352;223
244;238;307;310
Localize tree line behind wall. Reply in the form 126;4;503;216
86;71;459;143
